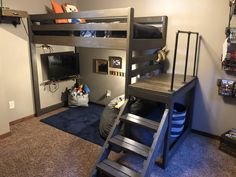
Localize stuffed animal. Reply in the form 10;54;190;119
63;3;86;23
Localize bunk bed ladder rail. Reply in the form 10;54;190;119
90;99;129;177
141;108;169;177
91;99;169;177
170;31;199;91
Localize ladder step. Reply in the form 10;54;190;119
97;159;140;177
109;135;150;158
120;113;159;131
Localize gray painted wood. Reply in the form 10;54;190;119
131;54;157;64
132;39;165;50
90;100;128;177
27;16;42;116
120;113;160;131
131;64;162;77
32;23;128;31
162;103;173;169
124;8;134;98
162;16;168;42
188;87;196;129
109;135;150;158
31;33;165;51
33;36;127;49
141;109;169;177
171;78;197;102
97;159;140;177
128;74;196;97
127;86;171;104
134;16;165;24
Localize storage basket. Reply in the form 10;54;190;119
171;103;187;138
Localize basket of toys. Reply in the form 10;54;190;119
68;83;90;107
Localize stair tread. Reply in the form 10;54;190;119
97;159;140;177
109;135;150;158
121;113;159;131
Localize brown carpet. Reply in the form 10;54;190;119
0;109;235;177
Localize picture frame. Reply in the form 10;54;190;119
109;56;122;69
94;59;108;74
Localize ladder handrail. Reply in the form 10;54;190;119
90;99;129;177
142;108;169;177
170;30;200;91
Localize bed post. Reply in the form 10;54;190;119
162;101;174;168
27;16;42;116
162;16;168;44
125;7;134;99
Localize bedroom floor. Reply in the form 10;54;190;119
0;109;235;177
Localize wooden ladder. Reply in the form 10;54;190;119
90;98;169;177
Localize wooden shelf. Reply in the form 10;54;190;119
1;9;28;18
0;8;28;26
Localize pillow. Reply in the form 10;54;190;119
50;0;68;23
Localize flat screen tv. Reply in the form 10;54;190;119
41;51;80;81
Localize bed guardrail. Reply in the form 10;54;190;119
30;7;131;22
170;30;200;92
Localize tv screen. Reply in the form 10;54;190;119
41;51;79;81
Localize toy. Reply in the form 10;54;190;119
63;3;86;23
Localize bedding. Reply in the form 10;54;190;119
79;22;162;38
133;23;162;39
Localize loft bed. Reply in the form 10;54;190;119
28;7;167;116
28;8;167;50
28;7;199;177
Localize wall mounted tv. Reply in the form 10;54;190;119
41;51;80;81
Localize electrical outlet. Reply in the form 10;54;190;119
106;90;111;97
9;101;15;109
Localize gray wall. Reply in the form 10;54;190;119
36;45;75;109
79;48;126;105
78;0;236;135
0;57;10;134
0;0;77;134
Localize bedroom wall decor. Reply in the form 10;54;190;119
218;1;236;98
94;59;108;74
109;56;122;69
217;79;236;97
109;70;124;77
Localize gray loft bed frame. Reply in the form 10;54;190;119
27;7;167;116
28;7;197;176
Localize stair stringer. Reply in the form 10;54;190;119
141;108;169;177
90;99;129;177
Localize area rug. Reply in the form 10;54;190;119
40;104;105;146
